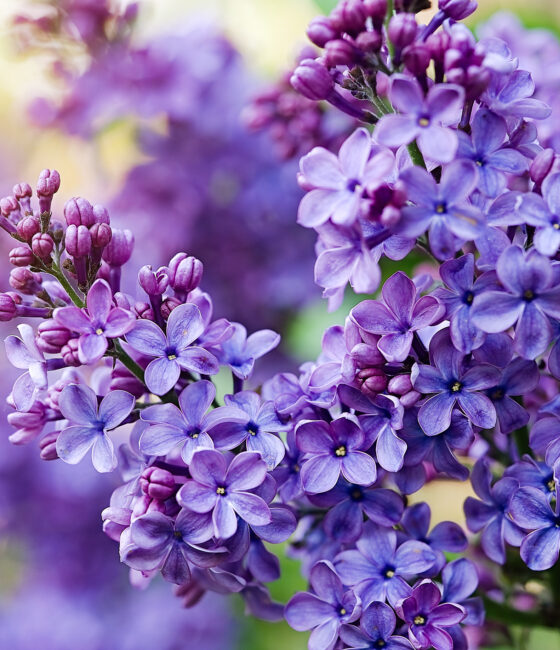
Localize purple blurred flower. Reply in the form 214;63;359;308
464;459;524;563
210;390;286;469
336;523;436;607
284;561;361;650
126;303;219;395
177;450;271;539
54;279;135;364
139;381;245;464
471;245;560;359
509;486;560;570
296;417;377;494
375;77;464;163
397;162;484;260
396;579;465;650
214;323;280;380
298;128;394;228
412;331;499;435
56;383;134;472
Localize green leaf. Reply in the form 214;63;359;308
313;0;338;14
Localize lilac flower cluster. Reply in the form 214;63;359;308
7;0;560;647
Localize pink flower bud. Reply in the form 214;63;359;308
36;169;61;214
8;402;46;445
102;228;134;266
364;0;387;27
0;195;20;218
138;264;169;296
168;253;203;294
135;302;154;320
93;204;110;224
140;467;176;500
65;224;92;258
161;296;181;320
357;367;388;396
39;431;60;460
306;16;338;47
388;13;418;49
10;267;42;294
356;31;382;53
90;222;112;249
291;59;335;100
64;197;95;227
32;232;54;260
9;246;34;267
0;293;18;321
400;390;421;408
37;320;72;353
530;148;555;185
388;374;413;396
325;39;360;67
330;0;367;36
17;215;41;241
61;339;81;366
13;182;32;200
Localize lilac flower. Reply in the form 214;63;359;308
396;580;465;650
433;254;498;352
441;559;485;638
297;128;394;228
139;381;245;464
411;331;499;435
338;385;406;473
54;279;135;364
210;391;286;469
519;173;560;256
213;323;280;380
396;162;484;260
56;383;134;472
284;561;361;650
309;482;404;544
336;523;436;607
123;510;221;584
509;486;560;570
125;303;219;395
481;69;551;121
505;456;557;501
471;245;560;359
351;272;443;363
339;602;413;649
464;459;524;563
456;108;527;197
375;76;465;163
5;324;49;412
177;450;271;539
296;417;377;494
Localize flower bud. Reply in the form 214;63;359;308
102;228;134;266
139;264;169;296
32;232;54;260
400;390;421;408
8;402;46;445
388;374;413;396
355;31;382;53
388;14;418;49
64;197;95;227
39;430;59;460
10;267;42;294
364;0;387;28
530;148;555;185
438;0;477;20
307;16;338;47
37;320;72;353
36;169;61;214
0;195;20;219
65;224;92;258
9;246;34;267
168;253;203;294
380;205;401;227
290;59;335;100
17;215;41;241
61;339;81;366
357;367;388;396
110;364;146;398
90;222;112;249
134;302;154;320
140;467;176;500
325;39;360;67
330;0;367;36
13;182;32;200
403;43;431;76
0;292;18;321
161;296;181;320
93;204;110;224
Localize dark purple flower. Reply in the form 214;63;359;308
339;601;413;649
509;486;560;570
464;459;524;564
214;323;280;380
505;456;557;501
123;509;221;584
338;385;406;473
54;279;136;364
177;450;271;539
126;303;219;395
457;108;527;197
309;482;404;543
284;561;361;650
139;381;245;464
396;162;484;260
210;390;286;469
471;245;560;359
56;383;134;472
412;330;499;435
396;579;465;650
433;254;498;353
296;417;377;494
375;77;464;163
351;272;443;363
336;523;436;607
519;173;560;256
298;128;394;228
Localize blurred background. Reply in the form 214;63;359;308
0;1;559;649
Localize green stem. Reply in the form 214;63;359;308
45;266;85;308
407;140;427;169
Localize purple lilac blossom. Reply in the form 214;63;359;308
339;601;413;649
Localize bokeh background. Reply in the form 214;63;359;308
0;1;560;649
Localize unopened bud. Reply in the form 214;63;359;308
330;0;367;36
61;339;81;366
325;39;360;67
438;0;477;20
161;296;181;320
32;232;54;260
65;224;92;258
364;0;387;28
400;390;421;408
388;13;418;49
37;320;72;353
388;374;413;396
291;59;335;100
139;265;169;296
9;246;34;267
140;467;176;500
0;293;18;321
102;228;134;267
39;430;59;460
307;16;338;47
64;197;95;227
358;367;388;396
36;169;61;214
1;195;20;219
17;215;41;241
10;267;42;294
168;254;203;294
356;31;382;53
90;222;112;249
93;204;110;224
530;148;555;185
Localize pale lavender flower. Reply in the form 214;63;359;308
214;323;280;380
